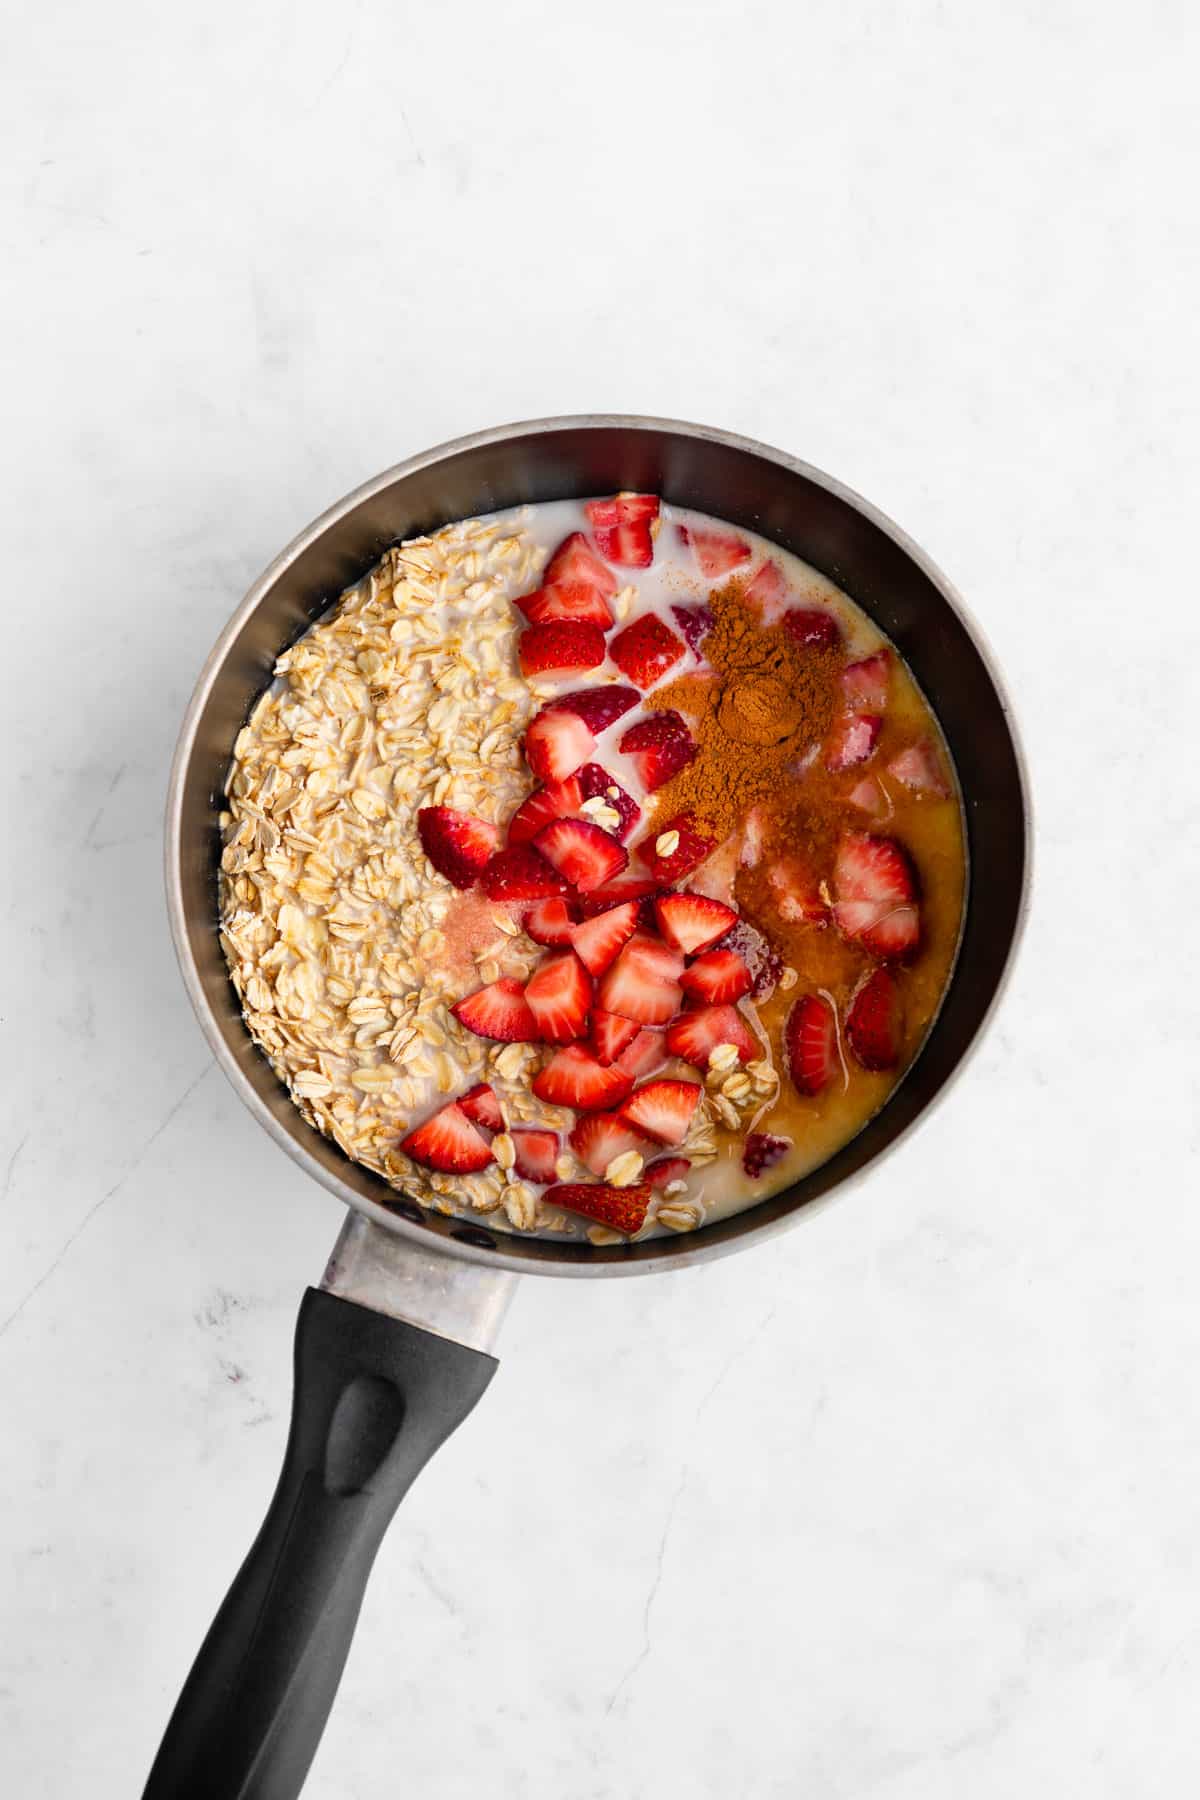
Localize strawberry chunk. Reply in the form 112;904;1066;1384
825;712;882;772
887;741;950;797
618;711;697;790
619;1079;702;1146
742;1133;792;1178
524;950;592;1044
654;892;737;954
679;523;751;578
522;896;577;946
534;817;628;893
645;1155;690;1190
841;649;891;711
846;967;903;1071
597;934;685;1026
609;614;686;690
545;531;618;597
401;1102;493;1174
665;1004;756;1068
577;763;641;840
585;494;660;568
785;994;839;1096
744;558;789;621
681;946;752;1004
458;1082;504;1132
615;1027;666;1081
519;620;606;677
452;977;539;1042
577;876;663;918
569;1110;649;1177
545;685;641;735
785;607;842;652
569;900;639;977
417;807;500;889
544;1181;651;1235
721;920;781;1000
507;775;584;846
832;831;919;959
524;709;594;783
670;603;714;657
510;1127;560;1185
532;1046;635;1112
590;1008;642;1065
515;581;614;628
479;845;569;903
767;855;830;926
636;814;717;883
845;775;889;817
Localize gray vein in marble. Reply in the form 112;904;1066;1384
2;1133;29;1203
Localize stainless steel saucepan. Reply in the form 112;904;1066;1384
147;416;1030;1799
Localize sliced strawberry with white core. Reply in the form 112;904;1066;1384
887;741;950;796
841;650;891;711
522;896;577;946
452;978;539;1042
519;620;606;678
614;1027;666;1082
832;831;920;959
744;558;789;621
645;1155;690;1190
458;1082;504;1132
590;1008;641;1065
619;1079;702;1146
766;856;829;926
569;901;639;976
401;1102;493;1173
654;892;737;954
524;709;595;783
508;775;584;846
524;949;592;1044
569;1110;650;1177
546;686;641;735
636;814;717;883
544;1181;651;1235
545;531;618;596
585;494;660;568
597;934;685;1026
515;581;614;628
681;947;752;1004
835;898;920;959
479;845;569;903
784;608;842;652
743;1133;792;1178
577;876;663;919
785;994;839;1096
846;968;903;1070
825;712;882;772
417;807;500;889
510;1127;560;1184
618;711;697;790
722;919;782;1000
846;776;889;817
680;524;752;578
665;1004;757;1068
609;614;686;690
532;1046;635;1111
670;603;714;656
534;817;628;893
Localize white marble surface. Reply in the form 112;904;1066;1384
3;3;1199;1795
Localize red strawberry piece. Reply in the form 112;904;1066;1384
841;649;891;711
516;581;613;628
545;531;618;597
887;741;950;797
744;558;789;620
784;607;842;652
618;711;697;789
846;967;903;1071
510;1127;560;1185
584;494;660;568
479;844;569;902
545;685;641;735
452;977;539;1042
597;934;685;1026
508;775;584;846
665;1004;756;1068
679;523;751;578
609;614;686;690
825;712;882;772
544;1181;651;1235
742;1132;792;1178
845;775;889;817
635;814;716;883
522;896;577;946
832;830;919;959
569;1110;650;1177
458;1081;504;1132
614;1027;666;1081
835;898;920;959
532;1045;635;1111
569;900;639;977
417;807;500;889
619;1078;702;1146
721;919;782;1000
534;816;628;893
524;950;592;1044
654;891;737;954
767;855;830;926
524;709;595;783
519;619;607;678
645;1155;690;1190
577;762;641;841
401;1101;493;1174
577;876;663;918
590;1008;642;1065
681;946;752;1004
785;994;839;1096
670;603;714;657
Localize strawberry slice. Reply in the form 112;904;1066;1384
401;1101;493;1173
636;814;716;883
665;1004;756;1068
507;775;584;845
845;775;888;817
569;901;639;977
846;967;903;1070
545;531;618;597
744;558;789;620
452;977;539;1042
841;649;891;711
645;1155;690;1190
835;899;920;959
569;1110;649;1176
534;817;628;893
887;741;950;797
544;1181;651;1235
654;892;737;954
515;581;614;628
458;1082;504;1132
742;1133;791;1178
519;619;607;678
680;524;752;578
532;1045;635;1111
597;934;685;1026
479;844;569;902
590;1008;641;1065
832;831;919;959
524;950;592;1044
609;614;686;689
722;919;782;999
615;1027;666;1081
785;607;842;652
618;711;697;790
670;603;714;656
785;994;838;1096
545;685;641;734
577;876;663;919
522;896;577;946
681;946;752;1004
577;763;641;840
825;712;882;772
524;709;594;782
619;1078;702;1146
510;1127;560;1185
767;855;829;926
417;807;500;889
585;494;660;568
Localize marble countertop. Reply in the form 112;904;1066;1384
4;4;1197;1795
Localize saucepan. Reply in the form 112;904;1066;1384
147;416;1030;1799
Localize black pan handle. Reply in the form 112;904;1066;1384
143;1286;497;1800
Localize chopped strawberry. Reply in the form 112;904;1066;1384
841;649;891;711
680;524;751;578
832;831;919;959
515;581;614;628
835;898;920;958
510;1127;560;1185
534;816;628;893
417;807;500;889
524;950;592;1044
784;607;842;652
577;763;641;840
767;855;829;926
744;558;789;620
617;711;696;789
524;709;595;783
670;603;714;656
615;1027;666;1081
590;1008;642;1065
742;1133;791;1178
507;775;584;846
597;934;685;1025
785;994;838;1096
665;1004;756;1068
532;1045;635;1111
458;1082;504;1132
635;814;716;883
654;892;737;954
545;685;641;735
845;775;889;817
609;614;686;689
545;531;618;597
577;876;663;919
479;844;569;903
452;977;539;1042
519;619;607;678
681;946;752;1004
569;901;639;976
401;1101;493;1174
645;1155;690;1190
569;1110;649;1177
522;896;577;946
721;920;782;999
619;1078;702;1146
887;741;950;797
584;494;660;568
846;967;903;1070
544;1181;651;1235
825;712;882;772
